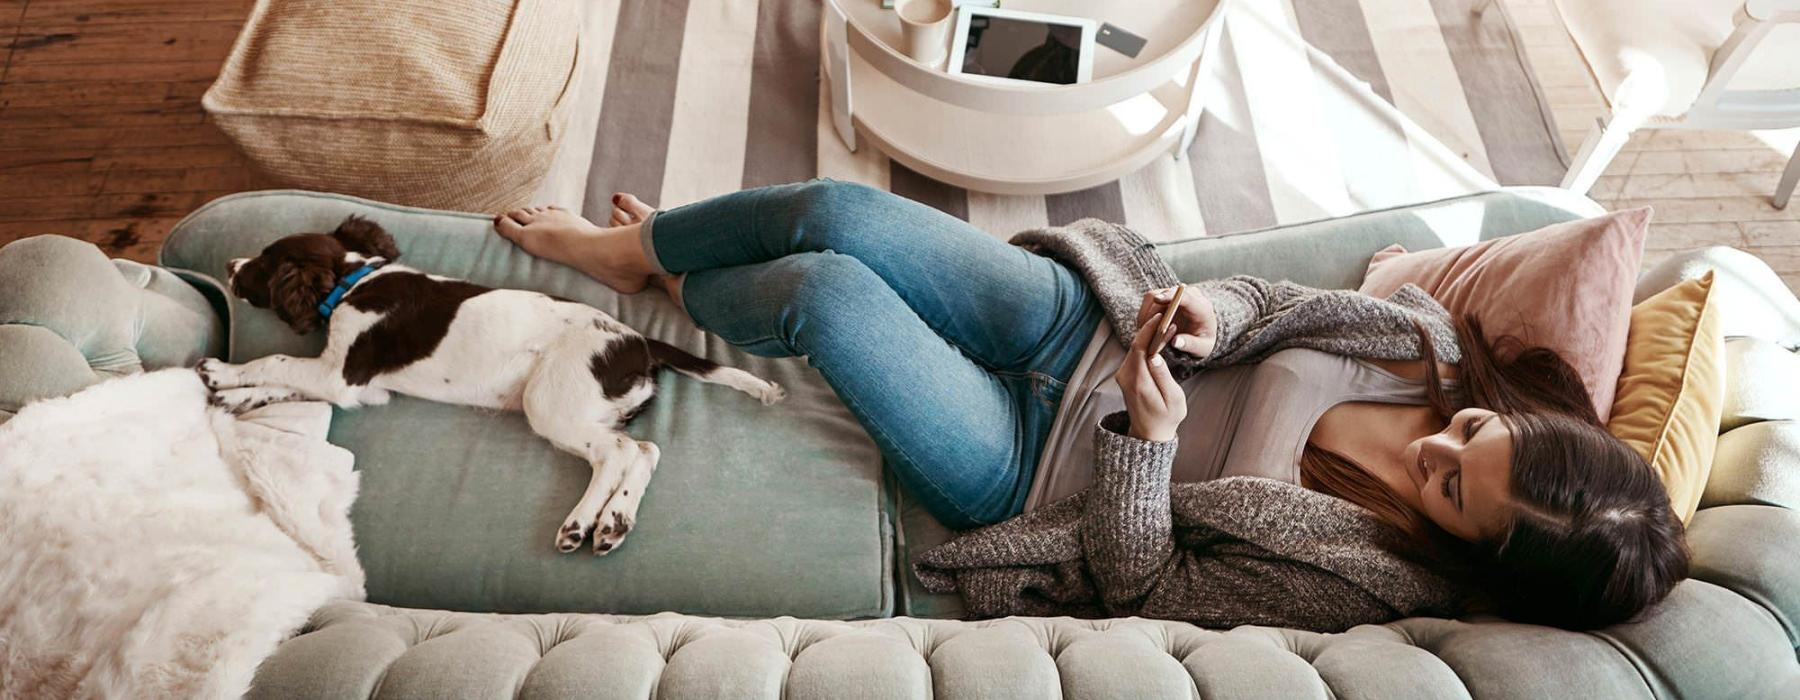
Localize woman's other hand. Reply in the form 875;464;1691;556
1115;313;1187;442
1134;285;1217;359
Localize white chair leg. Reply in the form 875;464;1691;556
823;0;856;152
1561;114;1636;196
1776;141;1799;210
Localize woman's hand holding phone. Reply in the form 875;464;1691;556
1115;312;1187;442
1134;285;1217;359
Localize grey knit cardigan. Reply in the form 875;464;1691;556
913;219;1467;632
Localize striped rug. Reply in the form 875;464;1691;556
533;0;1568;244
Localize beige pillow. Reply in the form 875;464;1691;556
1606;273;1725;522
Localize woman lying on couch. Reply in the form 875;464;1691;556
491;180;1686;633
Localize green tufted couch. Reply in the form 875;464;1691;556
2;187;1797;698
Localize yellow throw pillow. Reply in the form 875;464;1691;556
1606;272;1724;522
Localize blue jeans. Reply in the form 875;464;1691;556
642;180;1103;528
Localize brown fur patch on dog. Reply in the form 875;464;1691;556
341;271;493;385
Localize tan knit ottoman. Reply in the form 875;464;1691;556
203;0;581;212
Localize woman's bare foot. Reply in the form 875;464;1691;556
492;203;653;293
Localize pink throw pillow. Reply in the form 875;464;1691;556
1358;207;1651;421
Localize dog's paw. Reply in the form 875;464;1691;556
755;382;786;406
194;358;233;391
555;518;590;553
592;509;634;555
207;388;249;412
208;387;296;414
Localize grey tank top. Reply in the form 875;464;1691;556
1025;327;1455;512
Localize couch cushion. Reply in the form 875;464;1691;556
160;190;891;619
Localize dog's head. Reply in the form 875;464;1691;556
226;215;400;335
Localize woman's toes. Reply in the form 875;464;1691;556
505;207;536;225
615;193;654;221
608;204;637;226
493;214;525;240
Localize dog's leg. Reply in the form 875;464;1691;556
522;334;643;552
551;436;637;553
591;440;659;555
197;355;389;407
195;356;282;390
208;386;307;414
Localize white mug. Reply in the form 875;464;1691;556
896;0;953;67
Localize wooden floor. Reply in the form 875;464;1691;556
1505;0;1800;286
0;0;269;262
0;0;1795;290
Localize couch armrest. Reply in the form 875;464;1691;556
1636;246;1800;347
1637;246;1800;647
0;236;225;421
1636;247;1800;507
1706;420;1800;511
1685;504;1800;645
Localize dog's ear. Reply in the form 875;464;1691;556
332;215;400;262
269;260;335;335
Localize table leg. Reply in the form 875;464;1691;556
824;1;856;152
1176;60;1205;159
1776;140;1798;210
1176;13;1225;159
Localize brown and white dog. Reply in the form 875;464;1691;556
197;215;784;555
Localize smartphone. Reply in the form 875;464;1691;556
1150;285;1183;355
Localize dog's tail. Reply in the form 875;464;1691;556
645;338;785;405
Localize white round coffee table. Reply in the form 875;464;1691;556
822;0;1223;195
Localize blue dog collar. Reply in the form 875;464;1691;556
317;262;385;319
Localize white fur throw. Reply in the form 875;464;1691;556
0;369;364;698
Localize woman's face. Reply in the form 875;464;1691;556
1403;407;1516;541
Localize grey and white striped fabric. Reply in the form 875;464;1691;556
534;0;1568;244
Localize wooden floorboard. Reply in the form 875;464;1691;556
0;0;266;261
0;0;1793;297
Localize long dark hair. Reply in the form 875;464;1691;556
1300;315;1688;630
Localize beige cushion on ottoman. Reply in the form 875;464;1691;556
203;0;581;212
